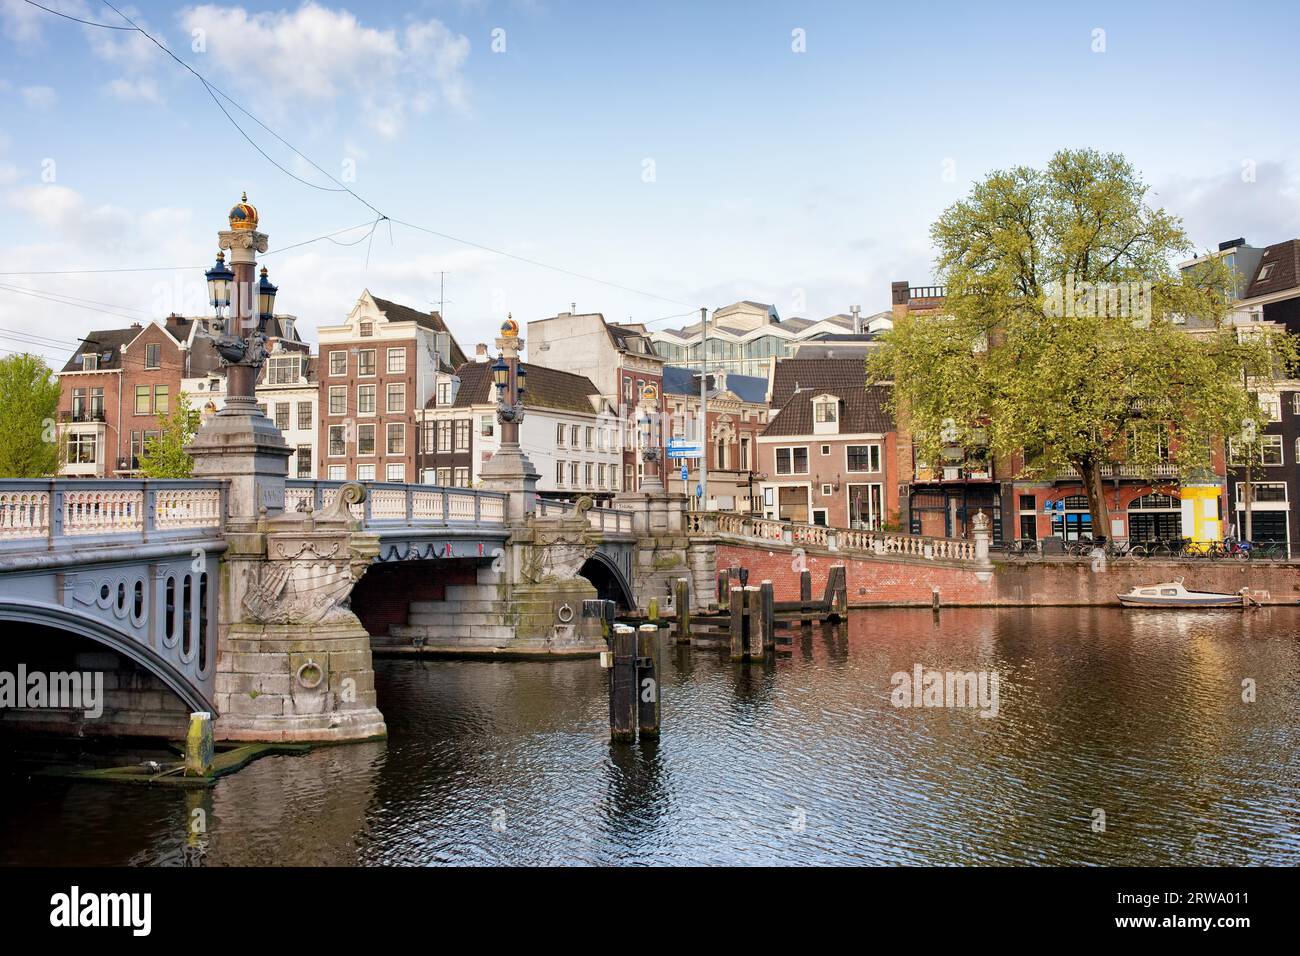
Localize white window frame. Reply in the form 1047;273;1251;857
387;348;406;374
328;350;347;376
775;445;809;476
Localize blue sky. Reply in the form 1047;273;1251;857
1;0;1298;367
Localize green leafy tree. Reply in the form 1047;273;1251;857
0;353;61;477
870;148;1297;536
140;391;201;478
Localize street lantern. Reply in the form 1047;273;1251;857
257;266;278;321
515;363;526;396
491;355;510;397
205;251;234;313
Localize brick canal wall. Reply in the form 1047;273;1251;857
715;543;1300;607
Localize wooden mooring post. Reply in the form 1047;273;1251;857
674;577;691;644
610;624;637;742
729;586;745;662
716;569;731;608
745;585;762;660
799;569;812;625
637;624;661;737
760;581;775;652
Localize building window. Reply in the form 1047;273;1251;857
1261;435;1284;466
144;343;161;369
358;349;376;376
387;383;405;413
357;385;376;415
585;426;594;449
437;420;452;452
454;419;470;452
598;463;606;486
357;424;376;456
814;400;837;423
135;385;151;415
328;386;347;415
556;461;566;486
585;463;593;487
611;464;620;490
274;402;290;431
297;402;312;430
1259;395;1282;422
557;423;566;446
357;463;376;481
821;444;831;455
267;355;299;384
328;465;345;480
387;348;406;374
437;381;452;406
775;446;809;475
72;388;86;419
570;462;579;486
89;387;104;418
329;351;346;376
821;484;833;496
386;463;405;482
153;385;169;415
328;425;347;456
453;467;470;487
846;445;881;472
437;468;451;486
81;353;98;371
359;321;374;337
570;424;580;447
740;436;751;470
1237;482;1287;503
387;423;405;455
480;415;493;438
67;433;97;464
296;445;312;478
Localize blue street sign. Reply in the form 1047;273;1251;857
681;465;689;481
695;484;702;498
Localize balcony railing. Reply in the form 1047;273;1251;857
1055;463;1180;480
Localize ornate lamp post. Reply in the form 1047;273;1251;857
638;382;664;492
190;193;290;521
207;192;273;416
493;316;527;443
477;315;540;520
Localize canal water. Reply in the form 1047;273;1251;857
1;607;1297;866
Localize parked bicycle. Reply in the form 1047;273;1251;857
1002;538;1041;561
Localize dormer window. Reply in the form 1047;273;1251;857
1257;263;1276;282
812;394;840;435
81;353;98;371
360;321;374;337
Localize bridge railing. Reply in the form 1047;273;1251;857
0;479;225;550
284;480;507;527
535;497;635;534
690;511;981;564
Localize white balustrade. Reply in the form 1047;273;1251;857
154;488;223;529
64;489;144;536
0;491;49;539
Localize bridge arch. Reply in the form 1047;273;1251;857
579;552;635;611
0;600;211;713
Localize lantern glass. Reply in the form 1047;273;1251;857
515;364;527;395
257;267;278;319
491;356;510;392
205;253;233;312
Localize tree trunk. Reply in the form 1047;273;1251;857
1077;460;1112;543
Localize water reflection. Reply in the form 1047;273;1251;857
1;607;1297;865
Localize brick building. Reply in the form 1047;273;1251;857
526;311;665;490
662;366;768;512
317;291;464;483
417;359;622;496
756;358;899;528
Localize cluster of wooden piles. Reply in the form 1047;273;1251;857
672;566;847;660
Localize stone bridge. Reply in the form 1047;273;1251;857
0;476;676;741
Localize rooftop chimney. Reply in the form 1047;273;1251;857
474;343;489;363
851;304;862;335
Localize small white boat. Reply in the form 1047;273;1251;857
1118;579;1247;609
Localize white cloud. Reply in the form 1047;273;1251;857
105;76;164;103
1158;161;1300;251
0;162;20;186
0;0;54;44
177;3;471;138
22;85;57;110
